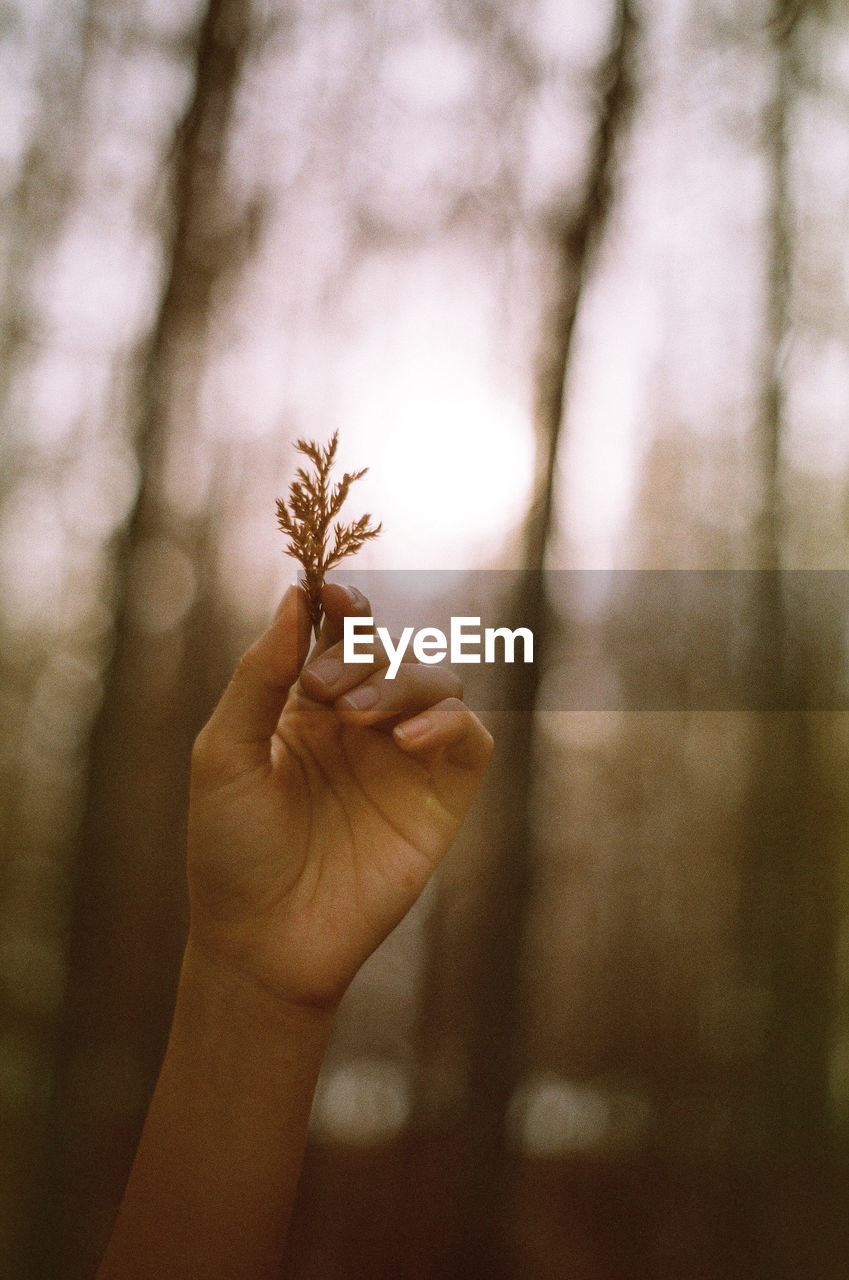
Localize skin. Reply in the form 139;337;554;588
96;582;493;1280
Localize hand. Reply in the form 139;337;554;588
187;583;493;1010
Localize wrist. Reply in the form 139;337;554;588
176;936;339;1049
184;894;361;1012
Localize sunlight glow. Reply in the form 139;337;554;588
338;261;535;568
381;33;476;112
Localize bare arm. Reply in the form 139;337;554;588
96;947;332;1280
96;583;492;1280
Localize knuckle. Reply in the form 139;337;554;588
445;670;464;699
441;695;466;717
191;726;213;772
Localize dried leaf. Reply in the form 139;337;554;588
276;434;381;639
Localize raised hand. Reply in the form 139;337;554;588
187;582;493;1010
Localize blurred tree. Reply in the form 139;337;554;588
0;2;191;1272
1;0;848;1277
25;2;258;1277
739;1;840;1275
393;4;638;1275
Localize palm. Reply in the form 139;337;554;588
277;690;458;907
191;691;464;1006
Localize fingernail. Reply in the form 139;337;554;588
394;713;434;742
308;656;343;686
340;684;378;710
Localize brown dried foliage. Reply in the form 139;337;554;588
276;432;382;638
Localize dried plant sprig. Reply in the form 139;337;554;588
276;431;382;639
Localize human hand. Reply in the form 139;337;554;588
186;583;493;1011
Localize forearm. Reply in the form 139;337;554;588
96;942;334;1280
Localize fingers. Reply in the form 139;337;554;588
393;697;494;773
298;586;416;702
202;584;312;752
294;584;493;775
336;663;463;724
299;635;444;711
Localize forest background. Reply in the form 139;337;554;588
2;0;849;1277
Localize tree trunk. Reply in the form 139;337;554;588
403;5;637;1274
740;3;838;1275
27;3;256;1277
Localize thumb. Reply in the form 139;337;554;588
204;585;311;751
